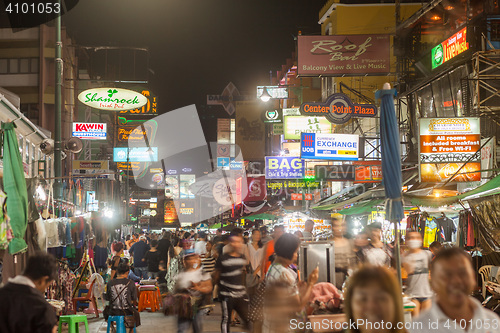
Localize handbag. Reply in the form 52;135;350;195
162;292;194;320
245;265;260;288
249;279;266;322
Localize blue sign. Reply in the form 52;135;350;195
217;157;230;169
229;159;244;170
113;147;158;162
301;133;359;161
265;156;304;179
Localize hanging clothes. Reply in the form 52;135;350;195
0;190;13;251
436;216;457;242
423;217;438;248
46;261;76;315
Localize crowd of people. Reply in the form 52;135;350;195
0;219;498;333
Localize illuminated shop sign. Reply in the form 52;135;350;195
72;122;107;140
256;86;289;99
300;93;377;124
431;27;468;70
265;156;305;179
78;88;148;111
301;133;359;161
283;116;332;140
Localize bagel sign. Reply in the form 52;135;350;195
300;93;377;124
78;88;148;111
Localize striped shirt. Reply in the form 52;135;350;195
201;256;216;274
215;253;247;298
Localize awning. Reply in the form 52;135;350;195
337;199;385;215
242;213;277;221
404;173;500;207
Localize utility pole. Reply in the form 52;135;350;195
54;0;63;200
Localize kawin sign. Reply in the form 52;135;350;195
300;93;377;124
78;88;148;111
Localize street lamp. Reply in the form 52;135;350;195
259;87;272;102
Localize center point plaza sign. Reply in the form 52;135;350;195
298;35;390;76
78;88;148;111
300;93;377;124
301;133;359;161
419;117;481;182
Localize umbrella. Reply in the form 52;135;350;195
375;83;403;285
2;122;28;254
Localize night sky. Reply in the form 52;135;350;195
63;0;325;118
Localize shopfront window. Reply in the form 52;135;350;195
416;85;436;118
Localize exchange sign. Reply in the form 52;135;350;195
113;147;158;162
301;133;359;161
78;88;148;111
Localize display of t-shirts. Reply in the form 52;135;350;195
423;217;438;248
436;216;457;242
458;210;476;247
46;261;76;314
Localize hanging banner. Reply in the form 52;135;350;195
481;137;496;179
301;133;359;161
297;35;390;76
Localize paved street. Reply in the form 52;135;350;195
62;302;248;333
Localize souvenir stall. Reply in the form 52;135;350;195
278;211;331;236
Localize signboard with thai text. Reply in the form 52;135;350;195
298;35;390;76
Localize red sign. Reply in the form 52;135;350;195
298;35;390;76
291;193;303;200
304;193;313;201
354;161;383;183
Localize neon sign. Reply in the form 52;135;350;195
431;27;468;69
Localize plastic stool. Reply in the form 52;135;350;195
107;316;136;333
138;289;158;312
58;315;89;333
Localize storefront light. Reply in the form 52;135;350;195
259;87;272;102
36;185;46;201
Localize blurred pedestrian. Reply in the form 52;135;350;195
0;252;58;333
194;232;208;256
263;233;319;333
330;218;355;289
201;240;216;275
109;242;124;280
143;239;161;279
360;223;393;267
428;241;442;258
214;233;250;333
130;235;150;279
260;225;285;278
402;231;433;317
213;228;223;245
410;247;500;333
260;226;272;244
157;231;172;265
175;250;213;333
344;265;406;333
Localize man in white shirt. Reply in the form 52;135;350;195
410;247;499;333
302;219;315;241
194;232;207;257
